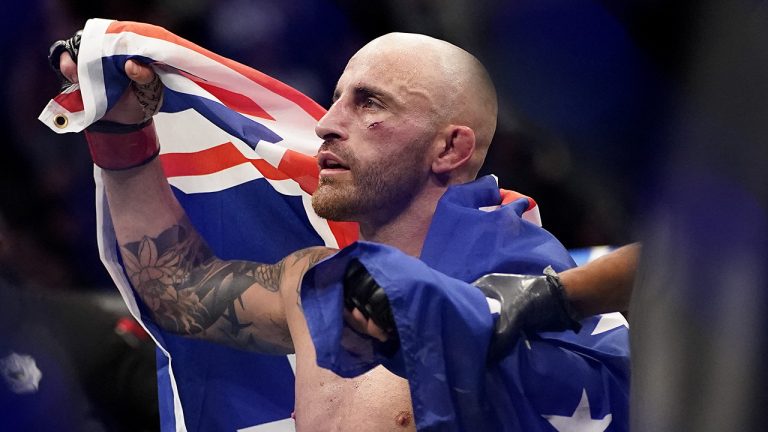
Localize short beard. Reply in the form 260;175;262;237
311;151;426;224
312;176;372;222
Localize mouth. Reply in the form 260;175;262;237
317;151;350;175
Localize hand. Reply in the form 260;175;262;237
50;31;161;125
49;31;164;169
343;307;390;342
473;268;582;362
342;259;398;344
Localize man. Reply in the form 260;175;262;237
56;33;497;430
53;28;627;431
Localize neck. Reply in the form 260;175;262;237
357;187;445;257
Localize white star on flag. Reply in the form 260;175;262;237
543;389;612;432
591;313;629;335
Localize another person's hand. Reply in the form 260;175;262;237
473;268;582;363
341;260;583;364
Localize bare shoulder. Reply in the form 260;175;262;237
285;246;337;271
278;246;337;306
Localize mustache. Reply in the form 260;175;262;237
318;141;356;166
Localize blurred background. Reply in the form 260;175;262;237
2;0;765;431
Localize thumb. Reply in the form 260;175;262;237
125;59;155;85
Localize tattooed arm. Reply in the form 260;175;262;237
102;158;334;354
119;221;333;353
57;57;334;353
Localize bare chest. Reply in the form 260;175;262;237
294;365;416;432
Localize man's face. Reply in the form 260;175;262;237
311;47;440;223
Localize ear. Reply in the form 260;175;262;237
431;125;476;175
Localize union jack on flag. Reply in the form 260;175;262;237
39;18;628;432
39;18;360;431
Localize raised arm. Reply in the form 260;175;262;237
54;43;333;354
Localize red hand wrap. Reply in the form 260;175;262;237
84;119;160;170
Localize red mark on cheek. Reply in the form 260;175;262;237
368;121;382;129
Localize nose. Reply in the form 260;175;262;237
315;100;348;142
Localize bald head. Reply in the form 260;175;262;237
350;33;498;179
313;33;499;230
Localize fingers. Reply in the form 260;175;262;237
343;307;390;342
363;312;390;342
343;307;366;334
100;60;160;124
351;308;389;342
57;55;154;86
59;52;78;84
125;60;156;85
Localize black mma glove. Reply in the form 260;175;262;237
472;266;582;362
49;30;82;88
343;260;399;355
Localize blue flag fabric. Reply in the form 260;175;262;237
422;175;576;278
302;178;630;431
40;19;629;432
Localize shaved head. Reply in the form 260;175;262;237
312;32;499;232
352;33;498;179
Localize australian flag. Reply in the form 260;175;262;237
301;177;630;431
40;19;629;432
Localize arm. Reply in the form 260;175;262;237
347;243;640;361
559;243;640;316
56;48;334;354
115;210;332;354
473;243;639;360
